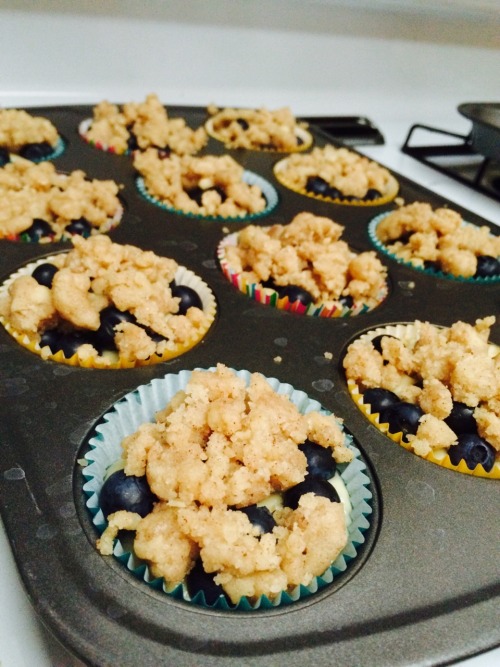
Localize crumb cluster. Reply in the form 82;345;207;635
223;211;388;309
0;236;212;364
134;149;267;218
343;317;500;461
83;93;208;155
207;105;309;151
0;159;122;240
376;201;500;278
97;364;353;603
0;108;59;152
275;144;394;199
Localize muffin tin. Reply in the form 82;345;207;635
0;105;499;667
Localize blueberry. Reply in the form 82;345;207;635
448;433;496;472
186;559;228;605
305;175;330;196
339;294;354;309
18;141;53;161
65;217;92;237
22;218;54;242
170;284;203;314
326;186;343;200
444;401;478;435
39;329;62;354
261;276;281;292
127;131;139;151
0;147;10;166
362;387;401;414
370;334;396;354
236;118;249;130
298;439;337;480
94;306;137;350
283;477;340;510
41;328;95;358
58;329;97;358
379;401;424;440
475;255;500;278
32;262;58;288
186;186;205;206
364;188;382;201
99;469;156;518
423;260;442;273
239;505;276;535
279;284;314;307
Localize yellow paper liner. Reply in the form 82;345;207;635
0;256;216;369
345;322;500;479
205;116;313;153
273;155;399;207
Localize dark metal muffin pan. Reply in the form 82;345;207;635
0;105;499;667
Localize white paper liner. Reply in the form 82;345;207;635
368;212;500;283
273;155;399;207
205;116;313;153
136;170;279;222
0;255;216;368
217;230;389;318
82;367;373;610
346;323;500;479
78;118;129;155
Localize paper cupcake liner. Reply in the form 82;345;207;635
205;117;313;153
346;323;500;479
82;367;373;610
136;171;279;222
273;156;399;207
78;118;129;155
0;256;216;369
368;213;500;283
217;231;389;318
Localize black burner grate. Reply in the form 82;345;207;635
402;124;500;202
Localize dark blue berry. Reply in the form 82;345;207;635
19;141;53;161
127;131;139;151
58;329;97;358
364;188;382;201
305;175;330;196
363;387;400;414
239;505;276;535
279;284;314;307
326;186;343;200
339;294;354;308
32;262;58;288
100;469;156;518
475;255;500;278
444;401;478;435
171;284;203;314
236;118;250;130
283;477;340;510
23;219;54;242
94;306;137;350
0;147;10;166
380;401;424;440
41;329;96;358
423;260;442;273
65;217;92;237
39;329;62;354
298;440;336;480
186;559;228;605
186;186;205;206
370;334;396;354
448;433;495;472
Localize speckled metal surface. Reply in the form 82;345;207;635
0;106;499;667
